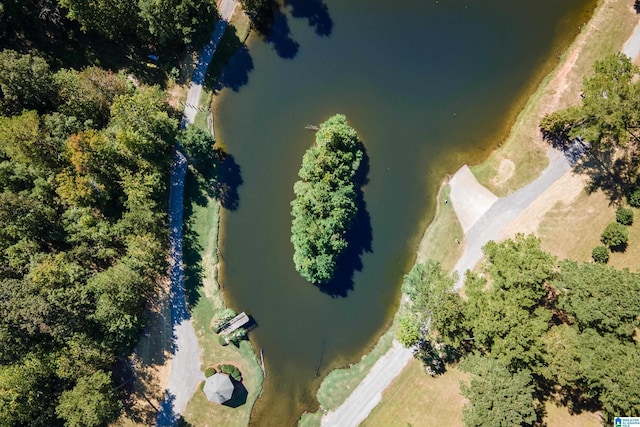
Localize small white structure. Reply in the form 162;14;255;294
203;373;234;404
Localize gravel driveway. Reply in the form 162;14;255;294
157;1;236;424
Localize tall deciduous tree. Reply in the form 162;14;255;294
56;370;122;427
541;53;640;197
0;354;57;426
461;355;537;427
400;260;466;348
555;261;640;339
138;0;218;47
56;0;139;40
0;50;57;116
55;67;130;128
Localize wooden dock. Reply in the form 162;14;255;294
260;348;266;378
218;312;250;335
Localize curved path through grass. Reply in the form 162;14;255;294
157;1;235;424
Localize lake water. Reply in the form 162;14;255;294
213;0;596;424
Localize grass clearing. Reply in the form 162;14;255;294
471;0;638;196
182;198;263;427
317;324;396;410
361;359;467;427
298;324;396;425
538;188;614;262
538;188;640;271
544;401;602;427
182;10;264;419
417;184;465;272
360;360;603;427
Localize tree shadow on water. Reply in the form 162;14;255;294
181;147;243;308
317;142;373;298
203;23;254;94
262;4;300;59
210;149;244;211
285;0;333;37
216;45;254;92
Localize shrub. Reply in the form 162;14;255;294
601;222;628;251
204;367;216;377
218;364;242;382
396;314;420;348
592;246;610;264
211;308;236;332
616;207;634;225
218;334;228;346
226;328;247;346
627;188;640;208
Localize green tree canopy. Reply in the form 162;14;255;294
0;49;57;116
290;114;363;284
461;355;537;427
55;370;122;427
57;0;139;40
138;0;218;47
541;53;640;150
0;77;176;425
555;260;640;339
540;53;640;198
400;260;466;348
55;67;130;128
0;354;57;426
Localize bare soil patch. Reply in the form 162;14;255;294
116;278;173;425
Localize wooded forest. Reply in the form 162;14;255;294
0;48;180;426
0;0;226;423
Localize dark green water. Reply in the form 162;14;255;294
214;0;595;424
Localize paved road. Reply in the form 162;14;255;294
623;19;640;59
452;148;570;288
321;341;413;427
449;165;498;232
157;0;235;424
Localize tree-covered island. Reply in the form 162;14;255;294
290;114;364;284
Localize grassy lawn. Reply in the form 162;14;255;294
297;412;323;427
182;10;264;420
417;184;465;273
297;325;396;426
182;198;263;427
361;359;467;427
360;359;602;427
538;188;640;271
544;402;602;427
471;0;638;196
538;189;614;263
